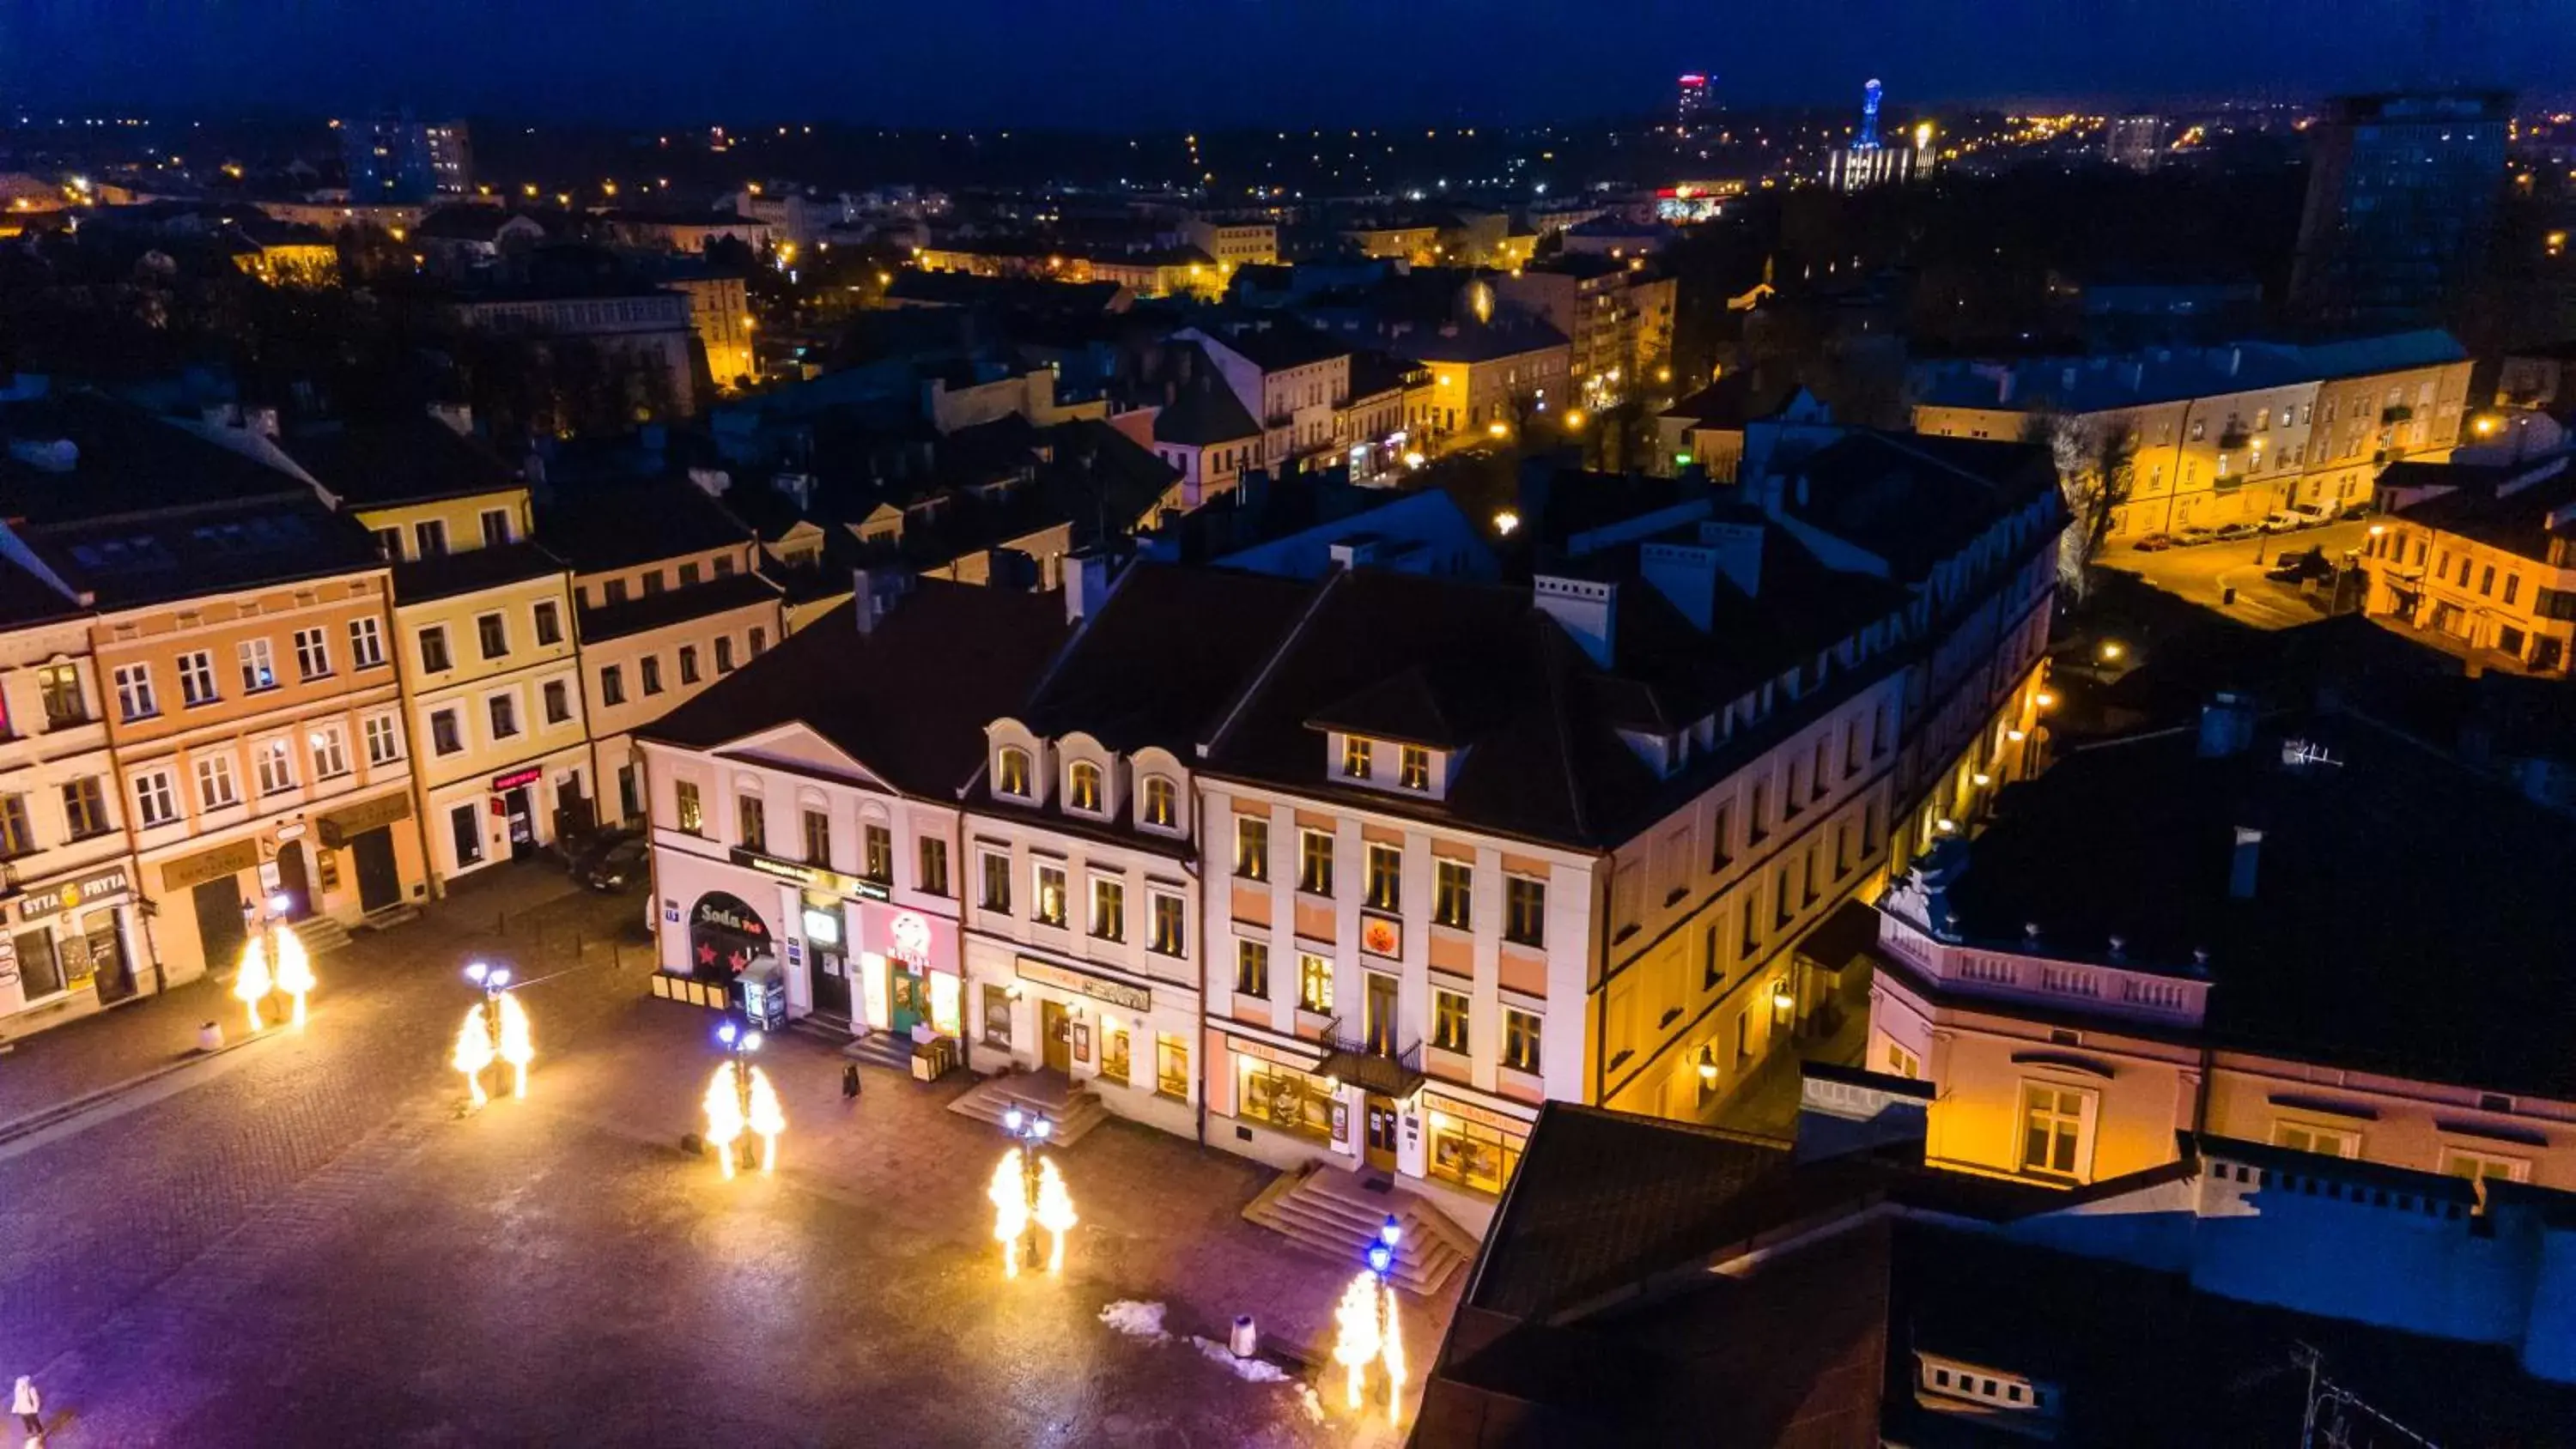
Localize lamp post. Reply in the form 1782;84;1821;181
453;961;533;1107
990;1106;1076;1278
1334;1213;1407;1423
232;890;306;1032
704;1019;783;1179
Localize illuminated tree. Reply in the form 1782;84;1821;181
1033;1156;1077;1275
271;925;314;1028
988;1149;1030;1279
744;1064;785;1175
1331;1272;1382;1411
234;937;272;1033
495;994;534;1100
452;1004;496;1108
702;1064;747;1179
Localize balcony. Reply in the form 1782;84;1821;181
1316;1017;1425;1099
1877;914;2210;1027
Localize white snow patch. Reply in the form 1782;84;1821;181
1294;1383;1327;1423
1188;1336;1293;1382
1098;1300;1170;1341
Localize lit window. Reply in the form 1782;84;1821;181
997;747;1031;797
1502;1009;1541;1072
1141;775;1177;828
1034;864;1067;927
2018;1083;2093;1179
1298;829;1334;894
1235;939;1269;996
1297;951;1334;1014
1234;815;1269;880
1067;761;1103;813
1365;842;1401;912
1400;744;1430;790
674;781;703;834
1341;735;1372;779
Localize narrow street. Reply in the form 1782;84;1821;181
2099;518;2375;630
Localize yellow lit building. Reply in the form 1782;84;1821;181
1341;224;1443;266
2361;457;2576;676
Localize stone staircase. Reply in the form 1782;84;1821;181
356;904;421;934
945;1070;1110;1147
1242;1161;1479;1299
292;916;354;955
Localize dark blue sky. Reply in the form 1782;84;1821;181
2;0;2562;128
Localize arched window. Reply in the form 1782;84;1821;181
1068;761;1103;813
1141;776;1177;828
996;747;1031;798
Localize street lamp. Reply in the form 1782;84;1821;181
704;1020;784;1179
1334;1213;1407;1422
453;961;533;1106
234;891;311;1031
991;1106;1077;1278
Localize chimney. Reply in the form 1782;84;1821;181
2229;826;2263;900
1697;519;1763;597
1534;574;1618;667
1327;534;1382;571
1794;1062;1931;1163
686;466;732;497
2197;692;2255;757
1065;549;1113;624
426;401;473;436
852;566;911;635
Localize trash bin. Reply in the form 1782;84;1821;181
197;1021;224;1053
2221;585;2238;606
1230;1315;1258;1359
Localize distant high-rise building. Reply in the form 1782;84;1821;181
1826;78;1928;191
2289;92;2510;324
1676;74;1710;131
342;112;473;203
2104;114;2164;171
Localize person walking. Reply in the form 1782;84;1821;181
841;1062;862;1103
12;1373;39;1441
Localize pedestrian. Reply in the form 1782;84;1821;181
11;1373;39;1440
841;1062;862;1101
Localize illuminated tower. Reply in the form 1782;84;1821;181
1677;75;1710;132
1858;79;1885;150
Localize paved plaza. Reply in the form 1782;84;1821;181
0;866;1449;1446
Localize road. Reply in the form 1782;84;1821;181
0;866;1400;1446
2100;518;2375;630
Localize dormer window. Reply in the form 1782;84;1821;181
1342;736;1372;779
1399;745;1430;791
1141;776;1177;829
1068;761;1103;814
997;747;1032;799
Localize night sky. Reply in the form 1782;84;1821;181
1;0;2565;127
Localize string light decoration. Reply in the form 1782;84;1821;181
495;993;534;1100
452;1004;496;1108
1033;1156;1076;1274
1329;1215;1408;1422
744;1064;785;1175
988;1149;1030;1279
234;937;272;1033
992;1106;1073;1278
271;925;314;1028
703;1064;748;1180
1331;1273;1382;1410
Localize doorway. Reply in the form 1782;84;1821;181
889;967;926;1034
275;841;311;919
504;786;537;860
1041;999;1072;1074
1364;1094;1400;1173
1364;972;1400;1056
810;947;852;1022
191;876;248;978
352;827;401;912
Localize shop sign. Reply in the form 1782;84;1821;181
1360;912;1401;959
274;822;307;843
1421;1091;1531;1136
16;864;133;924
688;891;771;979
490;767;544;791
1227;1034;1323;1071
801;906;842;947
316;791;412;848
160;838;259;894
727;847;866;899
889;910;933;969
1014;955;1151;1013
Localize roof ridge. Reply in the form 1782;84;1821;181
1201;568;1344;760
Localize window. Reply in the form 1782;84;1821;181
996;748;1031;798
1504;876;1546;946
131;769;177;828
1400;745;1430;790
59;776;106;839
177;650;219;707
674;780;703;834
679;561;702;586
737;796;767;853
293;627;331;680
714;555;737;578
1235;939;1269;996
2275;1122;2360;1159
309;724;350;779
1090;876;1126;941
533;600;563;647
2479;565;2496;597
1365;842;1402;912
1431;988;1469;1052
981;851;1012;912
603;579;629;606
2018;1083;2093;1179
1067;761;1103;813
1748;782;1769;843
1503;1009;1542;1073
600;665;625;707
255;737;296;795
714;637;736;673
1884;1041;1921;1079
678;645;701;684
1149;892;1185;955
542;680;571;725
349;616;385;669
1297;951;1334;1013
641;656;664;695
477;613;508;660
1428;1112;1524;1197
37;663;82;727
1298;829;1334;894
919;838;950;896
641;569;666;597
487;693;519;740
480;507;513;547
429;708;464;756
1342;735;1372;779
239;637;276;692
450;802;483;866
364;713;402;765
1433;858;1473;928
1034;863;1067;927
112;664;156;721
1710;803;1732;870
864;823;892;882
750;627;767;658
1234;816;1269;879
1140;776;1177;829
418;626;453;675
0;795;33;858
1097;1024;1130;1086
374;525;402;560
2441;1149;2532;1185
802;809;832;865
2505;574;2523;607
1156;1033;1189;1100
195;753;240;810
1237;1058;1334;1140
413;518;448;558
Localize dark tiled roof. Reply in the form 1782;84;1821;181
281;416;521;508
0;393;311;526
1015;563;1313;752
1193;318;1352;372
1151;368;1261;448
884;270;1127;312
1388;317;1571;365
1783;430;2059;577
1662;371;1797;428
32;496;382;609
414;204;518;243
390;540;568;604
575;570;781;643
538;477;756;573
2391;466;2576;559
0;556;82;627
641;581;1071;798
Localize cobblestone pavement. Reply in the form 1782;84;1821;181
0;864;1442;1446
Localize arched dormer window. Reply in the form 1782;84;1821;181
1067;761;1103;814
1141;775;1177;829
997;747;1032;799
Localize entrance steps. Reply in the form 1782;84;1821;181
356;905;420;934
1241;1161;1478;1299
945;1070;1109;1147
293;916;355;955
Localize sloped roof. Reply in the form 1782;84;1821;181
281;415;521;508
1016;563;1314;752
538;476;756;573
0;392;311;526
1151;362;1262;447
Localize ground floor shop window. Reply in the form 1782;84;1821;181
1156;1034;1188;1101
1237;1058;1333;1141
10;927;60;1000
1426;1112;1525;1197
981;985;1012;1050
1098;1023;1130;1087
450;803;483;867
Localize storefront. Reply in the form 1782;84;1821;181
426;750;592;886
968;941;1196;1137
0;860;143;1027
1419;1089;1533;1200
313;792;419;916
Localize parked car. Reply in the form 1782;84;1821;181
2258;510;2306;533
579;836;649;892
2172;526;2219;548
563;827;638;880
2132;532;2176;552
2266;547;2333;583
2340;499;2375;521
2214;521;2263;542
2286;502;2335;527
